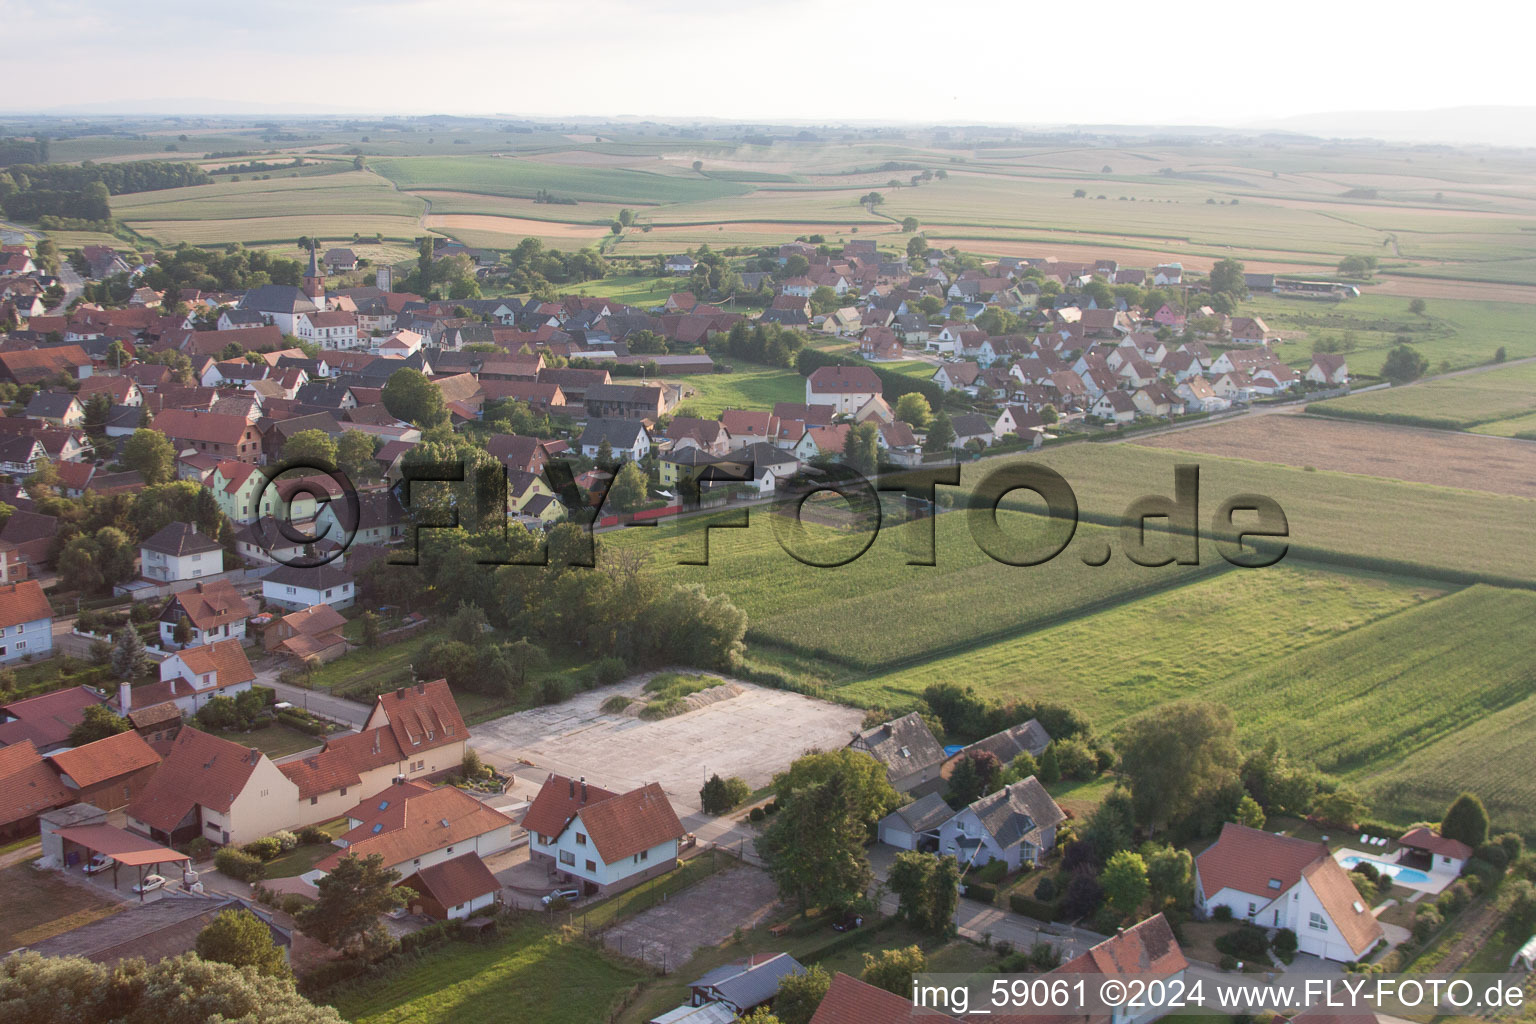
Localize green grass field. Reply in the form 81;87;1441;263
328;924;644;1024
834;564;1441;716
374;156;751;205
672;363;807;416
1312;360;1536;428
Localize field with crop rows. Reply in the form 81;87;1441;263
373;156;751;204
1309;360;1536;428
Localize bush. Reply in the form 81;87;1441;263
270;830;299;853
749;806;765;822
277;709;330;736
297;825;330;845
763;800;779;815
1053;738;1099;781
298;957;369;996
1034;875;1057;902
242;836;283;861
1437;880;1472;915
214;846;265;882
600;694;634;714
965;882;998;905
1475;843;1510;871
1213;904;1234;922
1216;923;1270;960
1273;928;1298;955
185;837;212;862
1413;904;1444;942
1009;893;1058;922
1218;954;1238;971
591;656;628;685
976;859;1008;884
1496;833;1525;863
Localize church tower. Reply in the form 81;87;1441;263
303;240;325;309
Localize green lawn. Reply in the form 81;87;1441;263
308;626;450;693
211;723;323;759
673;363;808;417
1313;360;1536;429
261;818;349;879
328;924;645;1024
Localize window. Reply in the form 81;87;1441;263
585;860;595;873
639;849;648;862
311;796;318;805
447;846;454;854
14;624;21;634
575;833;587;846
14;641;24;651
1247;903;1256;916
1308;912;1328;932
340;787;348;796
559;850;575;866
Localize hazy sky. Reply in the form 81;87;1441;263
5;0;1530;126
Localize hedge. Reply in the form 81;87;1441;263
1305;404;1471;432
214;846;265;882
796;348;945;408
963;882;997;905
1009;892;1060;922
276;710;330;736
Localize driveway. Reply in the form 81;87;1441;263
258;667;372;730
599;863;779;971
471;673;865;813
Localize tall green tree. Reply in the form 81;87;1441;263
110;627;150;681
336;430;378;481
381;367;447;427
606;461;649;513
860;945;925;995
298;853;412;955
1115;701;1240;833
281;429;338;468
1441;792;1490;849
923;411;955;453
1101;850;1150;915
842;421;879;478
768;749;899;830
196;908;291;978
1381;344;1429;384
761;772;873;912
773;963;831;1024
895;393;931;428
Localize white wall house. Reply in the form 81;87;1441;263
139;522;224;582
262;565;356;611
937;778;1064;873
523;775;685;894
0;580;53;664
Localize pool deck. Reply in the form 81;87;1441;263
1332;847;1457;895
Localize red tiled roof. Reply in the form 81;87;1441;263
0;739;72;826
47;729;161;789
1302;856;1384;957
173;639;255;690
153;409;254;446
1196;822;1328;900
126;726;265;830
1057;913;1188;977
0;579;51;628
400;851;501;911
164;580;249;632
810;972;960;1024
522;773;619;840
577;781;683;863
0;684;103;750
1398;826;1472;861
318;783;512;871
376;680;467;755
806;365;881;394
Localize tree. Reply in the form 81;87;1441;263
1038;745;1061;784
281;428;338;468
769;749;900;830
606;461;649;513
861;945;926;995
1503;879;1536;932
298;852;411;954
761;771;875;912
0;950;342;1023
1381;344;1429;384
1114;701;1239;832
842;421;879;478
699;773;751;814
1207;258;1247;302
595;437;614;466
110;627;150;681
1313;787;1368;829
888;850;937;928
196;908;290;978
360;610;381;647
68;703;130;746
809;285;839;316
1441;792;1490;849
58;535;105;593
1101;850;1150;915
1234;794;1266;829
173;614;193;646
923;411;955;453
900;216;920;232
895;392;931;429
504;636;548;687
1082;790;1136;863
1145;844;1194;910
907;236;929;258
774;963;831;1024
1494;346;1508;363
1409;298;1427;315
336;430;378;481
381;367;447;427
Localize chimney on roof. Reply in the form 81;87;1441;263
396;687;405;699
416;682;425;694
568;778;575;798
250;747;261;763
580;777;587;802
118;680;131;714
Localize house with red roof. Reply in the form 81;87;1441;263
398;853;503;920
805;365;881;414
0;579;54;664
153;409;263;464
112;638;256;719
0;684;104;753
1195;823;1384;961
314;779;513;881
46;729;162;811
127;726;301;846
156;579;252;648
0;739;73;838
278;680;467;822
522;773;685;895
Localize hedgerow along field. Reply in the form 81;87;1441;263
1308;359;1536;430
327;923;644;1024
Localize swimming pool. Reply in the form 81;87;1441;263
1340;854;1431;885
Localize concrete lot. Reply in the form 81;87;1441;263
601;863;779;970
470;674;865;812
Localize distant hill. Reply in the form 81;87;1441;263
1243;106;1536;148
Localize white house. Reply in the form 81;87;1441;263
579;419;652;462
1176;377;1231;414
877;792;955;851
1306;353;1350;386
139;522;224;583
1092;390;1137;423
397;853;503;921
157;579;251;649
127;726;302;847
523;774;685;895
316;779;514;882
805;365;881;414
0;580;53;664
113;638;256;719
938;776;1065;872
1194;823;1384;962
262;564;355;611
295;310;361;350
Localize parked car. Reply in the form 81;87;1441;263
541;888;580;906
831;910;864;932
132;874;166;894
82;854;114;875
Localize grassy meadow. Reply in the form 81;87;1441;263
327;924;644;1024
1311;359;1536;428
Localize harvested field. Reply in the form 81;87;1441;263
424;214;607;241
1371;274;1536;304
1135;413;1536;499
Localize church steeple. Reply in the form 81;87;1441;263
303;240;325;307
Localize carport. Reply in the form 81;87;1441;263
53;823;190;901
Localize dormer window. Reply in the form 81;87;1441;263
1267;878;1281;890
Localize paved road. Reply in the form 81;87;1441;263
258;668;372;730
54;259;84;311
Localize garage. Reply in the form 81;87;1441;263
877;792;953;852
50;823;191;900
